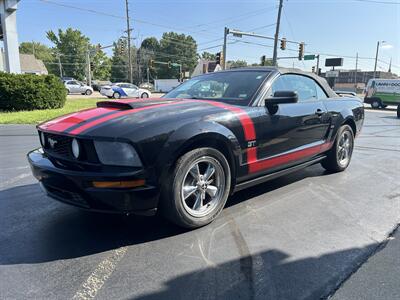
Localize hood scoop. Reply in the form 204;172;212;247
96;99;178;110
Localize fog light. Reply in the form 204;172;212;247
71;138;80;158
92;179;145;188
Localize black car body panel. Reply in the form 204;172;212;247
28;67;364;215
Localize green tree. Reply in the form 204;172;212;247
200;51;216;60
227;60;248;69
139;37;160;82
157;32;197;79
46;28;90;80
19;42;59;75
110;38;129;82
91;46;111;80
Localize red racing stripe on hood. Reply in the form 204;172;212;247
68;100;196;135
38;107;119;133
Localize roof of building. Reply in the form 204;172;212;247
19;54;48;74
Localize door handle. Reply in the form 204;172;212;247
315;109;324;116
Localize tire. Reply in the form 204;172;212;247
141;92;149;98
397;104;400;118
321;125;354;172
113;92;121;99
160;147;231;229
107;96;113;99
370;98;381;109
85;89;93;96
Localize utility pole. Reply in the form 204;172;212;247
354;52;358;91
272;0;284;66
57;53;63;78
222;27;228;70
125;0;133;83
316;54;320;75
373;41;379;79
388;57;392;73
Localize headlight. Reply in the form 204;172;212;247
39;131;46;147
94;141;142;167
71;138;80;158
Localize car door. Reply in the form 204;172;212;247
127;84;140;97
68;81;81;93
250;74;331;174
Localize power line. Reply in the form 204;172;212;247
352;0;400;4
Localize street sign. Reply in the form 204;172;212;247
326;70;339;78
303;54;315;60
325;58;343;67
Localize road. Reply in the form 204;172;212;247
0;109;399;300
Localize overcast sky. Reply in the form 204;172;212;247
16;0;400;73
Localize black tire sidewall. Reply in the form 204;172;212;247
141;93;149;98
165;148;231;228
86;89;92;95
397;104;400;118
334;125;354;171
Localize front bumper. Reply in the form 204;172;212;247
27;149;160;215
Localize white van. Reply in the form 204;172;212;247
364;79;400;117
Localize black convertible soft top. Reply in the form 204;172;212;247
216;67;338;99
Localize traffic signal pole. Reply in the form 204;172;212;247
272;0;284;66
125;0;133;83
86;45;92;86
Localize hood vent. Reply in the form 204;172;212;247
96;99;179;110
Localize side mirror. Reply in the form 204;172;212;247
265;91;298;106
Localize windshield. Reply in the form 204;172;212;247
164;70;270;106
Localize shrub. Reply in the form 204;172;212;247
0;72;67;111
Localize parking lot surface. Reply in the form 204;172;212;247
0;109;399;299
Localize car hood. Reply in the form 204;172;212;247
38;98;230;137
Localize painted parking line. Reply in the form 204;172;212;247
72;247;128;300
0;173;31;189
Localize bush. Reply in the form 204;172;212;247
0;72;67;111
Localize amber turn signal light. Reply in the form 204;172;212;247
92;179;145;188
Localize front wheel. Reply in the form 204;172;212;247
161;148;231;229
321;125;354;172
113;92;121;99
141;92;149;98
370;98;381;109
85;89;93;96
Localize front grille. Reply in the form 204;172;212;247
44;133;73;158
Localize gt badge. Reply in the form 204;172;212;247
247;140;256;148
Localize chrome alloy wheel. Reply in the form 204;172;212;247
181;157;226;218
337;130;353;167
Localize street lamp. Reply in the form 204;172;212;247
373;41;391;79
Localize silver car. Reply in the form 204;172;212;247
64;80;94;95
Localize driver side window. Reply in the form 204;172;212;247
269;74;327;102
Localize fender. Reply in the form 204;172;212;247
155;121;242;187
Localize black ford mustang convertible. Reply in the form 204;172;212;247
28;67;364;228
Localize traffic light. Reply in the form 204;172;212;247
167;61;171;68
311;66;315;73
120;44;125;54
280;38;287;50
149;59;154;68
298;42;304;60
216;52;221;65
261;55;266;66
90;62;94;70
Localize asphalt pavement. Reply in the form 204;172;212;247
0;109;399;300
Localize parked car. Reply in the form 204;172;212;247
28;67;364;228
64;80;93;95
364;78;400;111
139;82;154;92
92;80;112;92
100;83;151;99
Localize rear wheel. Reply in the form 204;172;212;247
161;147;231;229
141;92;149;98
370;98;381;109
321;125;354;172
113;92;121;99
85;89;92;96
